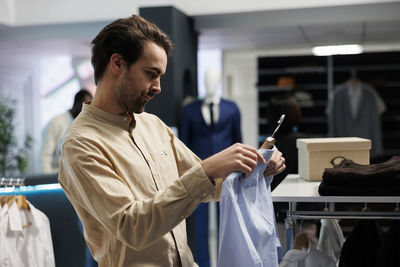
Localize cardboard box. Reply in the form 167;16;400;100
296;137;371;181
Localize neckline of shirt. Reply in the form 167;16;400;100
82;103;138;131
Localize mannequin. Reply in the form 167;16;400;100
180;66;242;267
201;66;222;127
180;66;241;159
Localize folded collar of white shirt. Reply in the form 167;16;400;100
8;200;43;233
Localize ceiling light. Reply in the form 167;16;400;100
312;44;363;56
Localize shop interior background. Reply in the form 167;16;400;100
1;0;400;175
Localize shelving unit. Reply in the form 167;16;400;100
257;55;329;146
257;52;400;156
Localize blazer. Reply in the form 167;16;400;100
180;99;242;159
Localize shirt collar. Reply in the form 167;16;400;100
0;203;8;218
7;200;44;234
82;103;136;131
203;96;221;106
8;202;23;232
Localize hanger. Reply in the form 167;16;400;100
361;202;370;212
0;195;9;206
16;195;30;210
350;68;358;81
395;203;399;212
7;195;17;207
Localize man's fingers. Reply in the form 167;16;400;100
241;145;266;164
238;161;252;178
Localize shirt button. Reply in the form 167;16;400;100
201;192;207;198
3;258;9;266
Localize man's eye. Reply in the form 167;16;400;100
148;72;158;79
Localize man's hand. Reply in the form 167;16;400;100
201;143;266;180
293;233;309;250
264;149;285;177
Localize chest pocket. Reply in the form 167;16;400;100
151;147;179;188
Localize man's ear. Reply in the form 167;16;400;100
109;53;125;76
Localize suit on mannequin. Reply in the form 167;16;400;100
180;66;242;267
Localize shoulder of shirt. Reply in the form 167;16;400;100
48;111;71;124
135;112;170;130
135;111;163;123
62;112;100;146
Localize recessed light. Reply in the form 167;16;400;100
312;44;363;56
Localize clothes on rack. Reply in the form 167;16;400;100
339;220;383;267
328;80;383;156
279;242;336;267
218;148;283;267
0;196;55;267
319;156;400;196
376;220;400;267
317;219;345;263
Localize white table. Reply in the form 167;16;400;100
272;174;400;203
271;174;400;250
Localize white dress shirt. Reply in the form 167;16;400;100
0;200;55;267
201;96;221;126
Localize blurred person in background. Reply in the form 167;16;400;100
266;93;308;191
41;89;92;174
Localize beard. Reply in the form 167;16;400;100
116;72;146;114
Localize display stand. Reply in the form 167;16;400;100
272;174;400;250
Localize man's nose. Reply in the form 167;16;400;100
150;79;161;94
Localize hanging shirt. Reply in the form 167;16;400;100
218;148;283;267
317;219;344;263
329;82;383;156
1;201;55;267
279;242;336;267
0;203;25;267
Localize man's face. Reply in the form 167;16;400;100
116;41;167;114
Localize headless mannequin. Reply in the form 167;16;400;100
202;66;221;126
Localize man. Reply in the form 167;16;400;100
41;89;92;174
58;15;285;267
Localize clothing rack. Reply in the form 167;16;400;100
288;210;400;220
0;174;58;188
272;174;400;251
0;177;26;187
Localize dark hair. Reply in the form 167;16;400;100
91;15;173;84
71;89;92;118
266;94;301;133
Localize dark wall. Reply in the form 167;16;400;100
140;6;198;127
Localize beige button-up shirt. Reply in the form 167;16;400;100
58;104;222;267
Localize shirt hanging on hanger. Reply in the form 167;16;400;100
0;199;55;267
218;148;283;267
279;242;336;267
